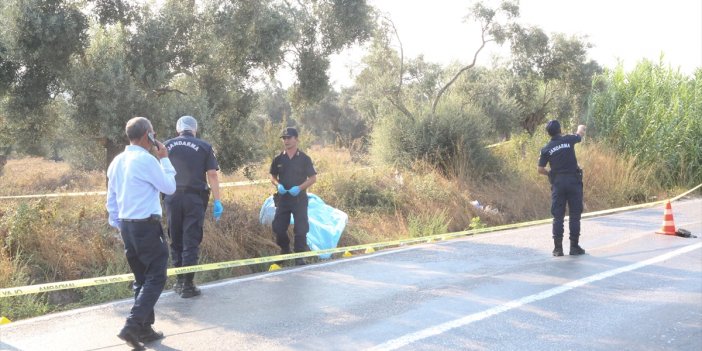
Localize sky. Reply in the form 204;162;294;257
324;0;702;88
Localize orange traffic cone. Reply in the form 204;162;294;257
656;200;677;235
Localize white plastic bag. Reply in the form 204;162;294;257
259;193;348;258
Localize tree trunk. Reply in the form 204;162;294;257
96;137;124;186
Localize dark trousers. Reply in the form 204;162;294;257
119;220;169;328
165;192;206;268
551;174;583;240
272;195;309;253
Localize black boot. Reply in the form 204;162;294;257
117;325;143;350
277;247;291;265
173;275;184;295
552;238;564;257
138;325;164;343
569;237;586;255
180;273;201;298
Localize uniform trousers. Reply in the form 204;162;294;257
272;194;309;253
165;191;206;267
550;173;583;240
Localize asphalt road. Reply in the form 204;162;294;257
1;199;701;351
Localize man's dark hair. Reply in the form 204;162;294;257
546;120;561;136
126;117;151;141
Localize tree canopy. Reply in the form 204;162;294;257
0;0;374;172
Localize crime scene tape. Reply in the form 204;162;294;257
0;180;267;200
1;183;699;298
0;167;377;200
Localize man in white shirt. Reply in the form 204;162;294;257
106;117;176;349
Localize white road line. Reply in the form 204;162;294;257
369;242;702;351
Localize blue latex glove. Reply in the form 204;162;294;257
288;186;301;197
277;184;287;194
213;199;224;221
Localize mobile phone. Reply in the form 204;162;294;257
147;132;159;150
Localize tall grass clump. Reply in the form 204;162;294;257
587;60;701;187
370;106;500;179
407;210;450;238
0;252;51;320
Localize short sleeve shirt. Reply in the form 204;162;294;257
165;133;219;191
538;134;582;174
269;150;316;189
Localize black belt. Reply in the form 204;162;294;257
553;169;582;176
120;214;161;223
174;188;206;194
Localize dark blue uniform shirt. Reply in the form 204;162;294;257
270;150;316;190
165;132;219;191
538;134;582;174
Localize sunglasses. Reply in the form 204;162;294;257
281;136;294;140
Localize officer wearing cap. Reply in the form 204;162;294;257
269;127;317;265
538;120;587;256
163;115;223;298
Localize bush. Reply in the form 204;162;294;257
313;166;398;213
370;107;500;179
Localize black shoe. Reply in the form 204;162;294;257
117;326;144;350
552;247;564;256
180;283;201;298
139;326;164;343
294;258;307;266
569;245;586;255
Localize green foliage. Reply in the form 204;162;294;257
0;0;88;154
2;201;45;258
297;89;368;147
291;49;331;108
91;0;140;26
315;171;397;213
443;66;521;140
286;0;374;107
408;211;450;238
257;84;293;124
588;61;701;186
0;0;373;172
371;107;499;178
351;29;405;124
67;25;147;144
508;28;602;134
469;216;487;230
0;253;50;320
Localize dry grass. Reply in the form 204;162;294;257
1;157;105;195
485;134;664;221
0;141;671;320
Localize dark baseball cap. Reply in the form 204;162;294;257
280;127;298;138
546;120;561;136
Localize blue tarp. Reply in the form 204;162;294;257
259;193;348;259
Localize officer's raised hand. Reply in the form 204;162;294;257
288;185;301;197
277;183;287;194
213;199;224;221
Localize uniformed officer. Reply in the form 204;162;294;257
269;127;317;265
107;117;175;348
164;115;223;298
537;120;587;256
